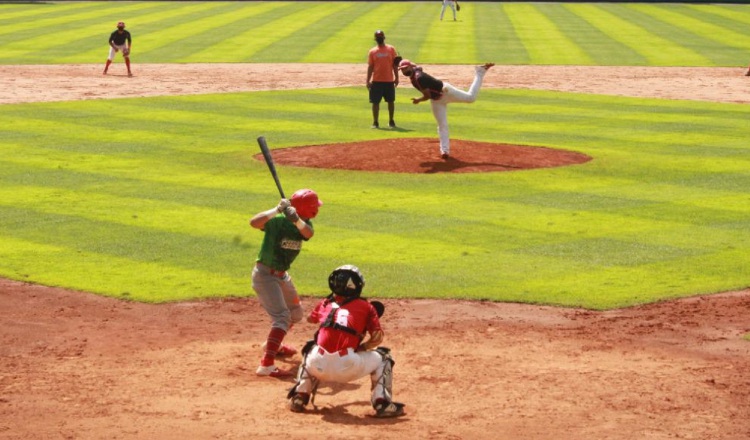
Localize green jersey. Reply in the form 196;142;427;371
256;215;312;271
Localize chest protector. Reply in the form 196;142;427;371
318;296;361;337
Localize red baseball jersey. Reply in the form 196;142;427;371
311;297;382;353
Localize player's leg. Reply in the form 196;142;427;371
430;100;450;157
252;267;293;376
440;2;447;20
384;83;396;127
276;275;302;356
279;276;303;326
367;349;405;417
288;348;320;412
103;46;116;74
124;53;132;77
369;84;382;128
452;2;457;20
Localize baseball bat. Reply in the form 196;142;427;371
256;136;285;199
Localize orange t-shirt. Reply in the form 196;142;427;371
368;44;398;83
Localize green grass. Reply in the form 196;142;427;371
2;2;750;308
1;2;750;65
1;88;749;308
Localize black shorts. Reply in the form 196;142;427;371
369;82;396;104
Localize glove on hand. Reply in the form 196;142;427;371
456;3;461;11
393;56;403;69
276;199;291;213
284;206;300;223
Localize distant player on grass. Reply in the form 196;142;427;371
103;21;132;77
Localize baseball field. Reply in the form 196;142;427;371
1;2;749;438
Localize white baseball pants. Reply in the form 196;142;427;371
430;67;487;155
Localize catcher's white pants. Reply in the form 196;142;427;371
441;0;456;20
430;67;487;155
295;346;392;406
107;44;129;61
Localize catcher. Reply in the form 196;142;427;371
103;21;132;77
287;265;406;418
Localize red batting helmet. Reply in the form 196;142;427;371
290;189;322;219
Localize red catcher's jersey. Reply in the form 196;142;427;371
311;298;382;353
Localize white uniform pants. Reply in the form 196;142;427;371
441;0;457;21
430;67;487;155
295;346;392;406
107;44;129;61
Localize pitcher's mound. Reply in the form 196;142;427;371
259;138;592;173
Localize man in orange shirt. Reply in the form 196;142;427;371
366;30;400;129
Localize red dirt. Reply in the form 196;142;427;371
1;64;749;439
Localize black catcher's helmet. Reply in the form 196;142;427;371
328;265;365;298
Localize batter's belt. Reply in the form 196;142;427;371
256;262;287;278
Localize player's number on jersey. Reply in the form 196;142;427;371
335;309;350;326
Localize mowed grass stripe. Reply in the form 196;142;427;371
121;2;261;63
631;4;750;61
674;4;750;34
0;1;129;36
299;2;395;63
194;3;345;63
0;234;248;303
0;3;160;61
17;2;227;63
626;4;747;67
0;2;94;23
187;4;346;63
475;3;527;65
417;6;478;63
0;185;248;239
555;4;645;65
70;1;256;63
504;3;591;65
252;3;365;63
691;4;750;26
566;4;707;66
388;2;439;62
3;88;750;306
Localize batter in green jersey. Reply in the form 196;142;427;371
249;189;322;378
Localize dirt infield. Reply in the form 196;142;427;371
1;64;750;439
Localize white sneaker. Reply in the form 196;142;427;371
256;364;293;378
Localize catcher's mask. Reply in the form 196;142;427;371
290;188;322;219
328;265;365;299
117;21;125;29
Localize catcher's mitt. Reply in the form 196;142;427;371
456;3;461;12
371;300;385;318
122;48;130;56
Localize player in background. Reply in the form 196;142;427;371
250;189;322;378
287;265;406;418
399;59;494;160
440;0;459;21
103;21;132;77
366;30;400;129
